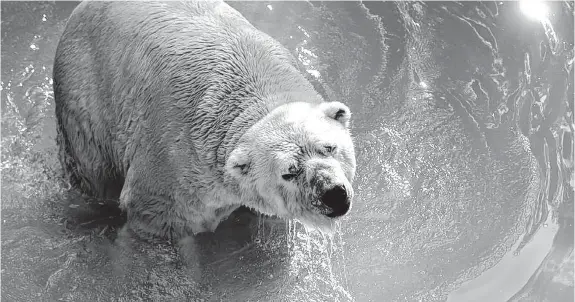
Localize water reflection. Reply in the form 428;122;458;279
520;0;549;22
1;1;573;302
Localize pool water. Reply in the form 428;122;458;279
1;1;573;301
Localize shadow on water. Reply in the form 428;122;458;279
1;1;573;302
2;187;295;301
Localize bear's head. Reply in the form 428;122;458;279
225;101;356;232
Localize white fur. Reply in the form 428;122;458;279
53;0;356;240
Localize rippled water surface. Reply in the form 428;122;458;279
1;1;573;301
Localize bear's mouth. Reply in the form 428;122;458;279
311;199;333;216
311;199;350;218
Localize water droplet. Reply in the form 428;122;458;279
307;70;320;78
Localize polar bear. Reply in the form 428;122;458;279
53;0;356;241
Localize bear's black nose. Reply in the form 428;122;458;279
321;185;350;218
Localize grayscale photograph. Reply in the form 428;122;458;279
1;0;573;301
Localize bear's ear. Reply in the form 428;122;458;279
226;146;251;178
319;101;351;128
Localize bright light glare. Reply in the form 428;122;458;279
520;0;549;22
307;70;320;78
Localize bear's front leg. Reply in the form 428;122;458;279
112;218;202;283
118;167;197;242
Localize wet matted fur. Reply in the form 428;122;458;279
53;0;356;241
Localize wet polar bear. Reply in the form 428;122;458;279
53;0;356;241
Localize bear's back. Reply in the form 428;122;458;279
56;0;316;117
53;0;325;188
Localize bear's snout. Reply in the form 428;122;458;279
321;185;351;218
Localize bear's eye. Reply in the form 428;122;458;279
324;145;337;154
282;165;300;181
281;173;297;181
